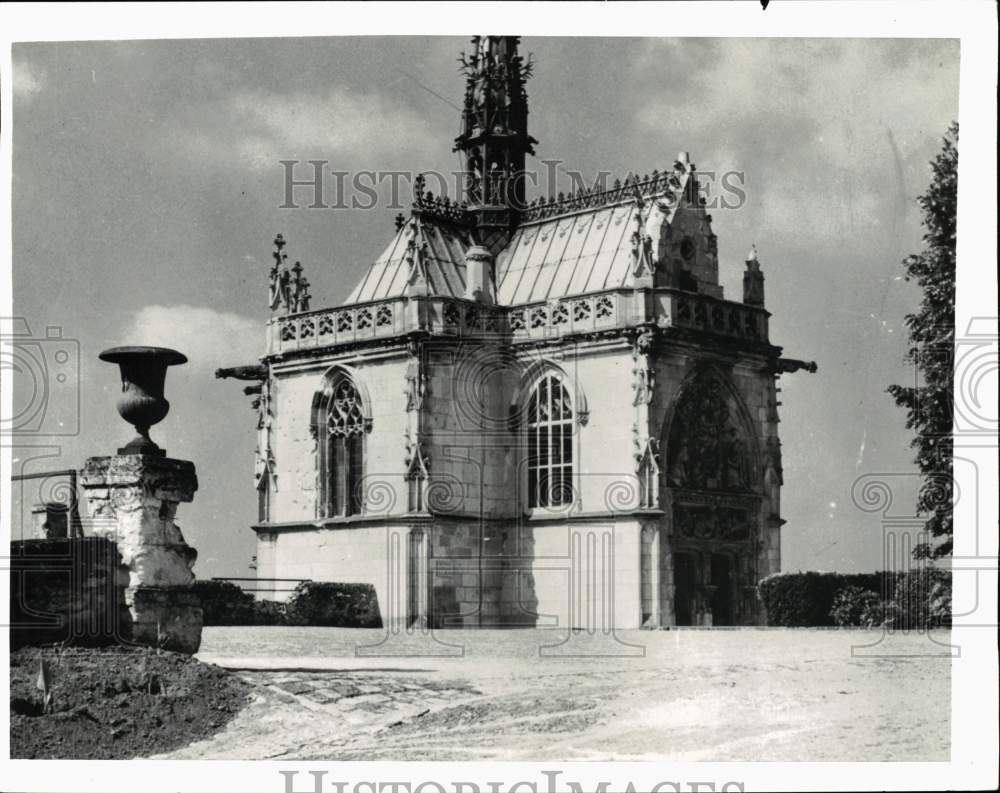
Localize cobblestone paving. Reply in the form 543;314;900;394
246;670;481;715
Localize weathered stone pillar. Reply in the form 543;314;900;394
661;545;676;627
80;455;202;653
640;523;660;628
408;527;429;629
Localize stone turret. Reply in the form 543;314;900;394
464;245;496;304
743;244;766;307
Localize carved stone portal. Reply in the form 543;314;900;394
664;369;761;626
674;503;751;542
665;370;752;491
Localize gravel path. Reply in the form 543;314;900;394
156;626;952;761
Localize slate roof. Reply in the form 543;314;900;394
342;168;688;307
344;217;475;305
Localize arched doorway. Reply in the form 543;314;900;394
663;368;762;626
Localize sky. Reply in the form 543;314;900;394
10;36;960;578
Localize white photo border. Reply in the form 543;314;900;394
0;2;996;791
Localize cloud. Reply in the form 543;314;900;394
172;86;439;172
632;39;959;247
13;59;44;98
119;305;261;371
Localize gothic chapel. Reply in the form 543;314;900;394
219;36;816;629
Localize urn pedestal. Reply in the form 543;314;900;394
80;454;202;653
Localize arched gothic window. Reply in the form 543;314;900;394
527;373;574;509
315;377;367;517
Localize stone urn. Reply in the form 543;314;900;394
99;346;187;456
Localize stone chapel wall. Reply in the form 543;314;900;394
268;354;410;522
422;340;514;519
542;348;636;514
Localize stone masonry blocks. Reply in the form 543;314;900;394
80;454;203;654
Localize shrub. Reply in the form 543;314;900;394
889;568;952;629
759;571;886;626
193;580;291;625
250;599;287;626
284;582;382;628
830;586;885;627
193;580;256;625
759;569;950;628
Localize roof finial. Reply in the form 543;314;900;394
743;243;765;307
268;235;311;315
674;152;695;175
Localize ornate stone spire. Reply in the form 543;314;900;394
268;234;311;314
454;36;537;252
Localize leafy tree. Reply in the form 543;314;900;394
888;123;957;559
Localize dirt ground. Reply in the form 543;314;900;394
9;644;250;759
158;626;952;761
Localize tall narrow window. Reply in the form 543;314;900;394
527;373;574;508
318;378;366;517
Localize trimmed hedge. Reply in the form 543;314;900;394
284;582;382;628
250;598;287;626
759;569;950;628
193;580;382;627
192;580;284;626
758;571;893;627
10;537;128;649
830;586;884;628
